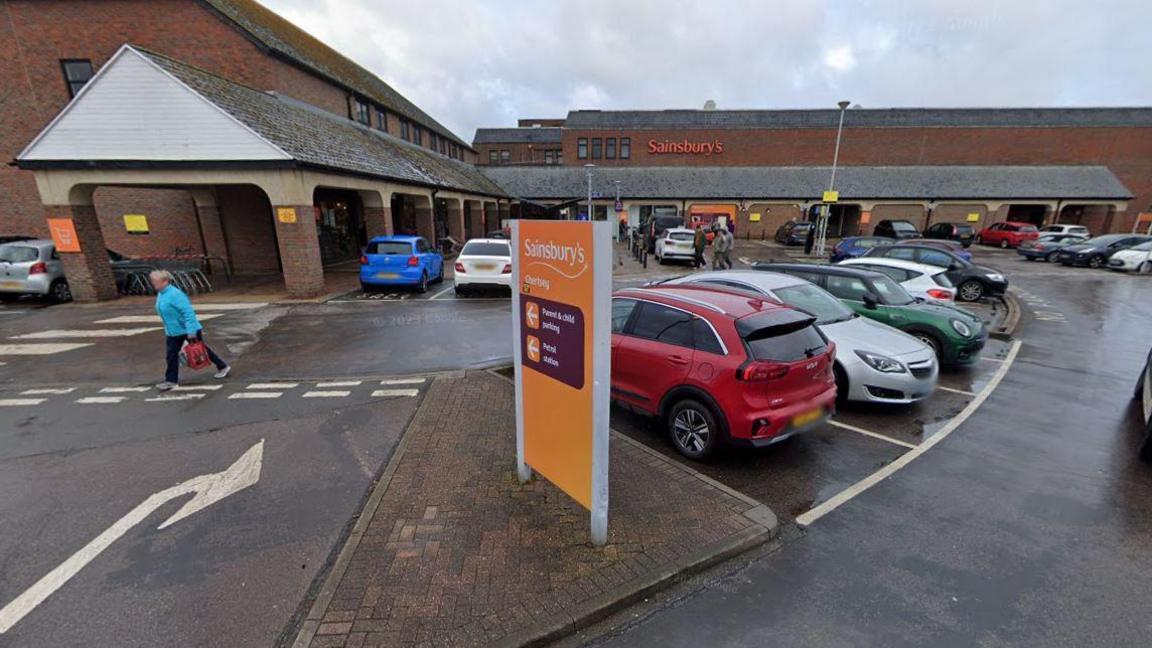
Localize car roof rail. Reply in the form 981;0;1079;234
637;288;728;315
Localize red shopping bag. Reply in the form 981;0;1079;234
180;340;213;371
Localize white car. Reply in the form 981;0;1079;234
837;257;956;303
1039;224;1091;238
1108;240;1152;273
453;238;512;295
655;227;698;264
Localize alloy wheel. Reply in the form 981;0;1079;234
1047;251;1060;263
1000;239;1009;249
672;408;711;455
50;280;72;303
958;280;984;301
1088;256;1103;269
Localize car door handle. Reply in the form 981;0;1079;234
666;354;689;366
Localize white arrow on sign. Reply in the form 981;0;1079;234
0;440;264;634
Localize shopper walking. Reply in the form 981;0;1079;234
151;270;230;391
804;222;816;256
692;225;707;269
714;225;734;269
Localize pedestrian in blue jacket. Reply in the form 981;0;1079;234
151;270;230;390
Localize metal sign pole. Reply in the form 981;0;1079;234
590;221;612;545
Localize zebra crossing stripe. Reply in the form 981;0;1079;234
302;391;351;398
76;396;126;404
12;328;162;339
172;385;223;392
316;381;362;387
0;398;46;407
229;392;282;400
247;383;298;390
0;343;93;355
20;388;76;395
100;386;152;393
94;314;223;324
146;393;206;402
379;378;426;385
371;389;419;398
194;303;268;310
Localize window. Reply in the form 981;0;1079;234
489;150;499;164
415;238;429;253
350;96;371;125
884;247;919;262
773;283;856;324
822;275;870;301
918;249;955;267
870;276;915;305
400;119;410;141
413;126;423;146
606;137;617;159
500;150;511;164
61;59;94;98
744;321;827;362
631;303;694;348
0;245;39;263
691;319;725;355
376;109;388;132
461;240;510;256
365;241;414;255
544;150;554;165
620;137;631;159
612;298;638;333
591;138;603;159
577;138;588;159
858;264;913;282
440;137;447;155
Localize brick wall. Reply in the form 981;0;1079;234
474;142;563;166
217;185;279;274
93;187;202;257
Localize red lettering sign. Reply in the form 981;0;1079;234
647;139;725;156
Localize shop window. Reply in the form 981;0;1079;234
544;150;555;165
376;109;388;132
489;150;499;164
500;150;511;164
620;137;631;159
606;137;617;159
557;151;564;164
400;119;410;141
60;59;94;98
591;138;602;159
577;138;588;159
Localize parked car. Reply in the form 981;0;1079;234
453;238;511;295
922;222;976;247
902;239;973;262
1135;346;1152;461
666;271;939;401
975;221;1040;248
484;230;509;239
654;227;698;264
861;244;1008;302
359;235;444;293
836;257;956;303
774;220;813;246
829;236;895;262
1056;234;1152;268
644;214;686;253
1016;234;1088;262
1108;240;1152;273
1040;224;1091;238
753;265;985;366
872;219;921;240
611;285;837;460
0;239;71;303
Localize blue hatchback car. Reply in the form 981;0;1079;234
829;236;895;262
359;235;444;293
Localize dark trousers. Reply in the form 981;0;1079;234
165;331;226;383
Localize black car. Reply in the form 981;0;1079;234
1056;234;1152;269
872;219;921;240
862;244;1007;302
644;214;686;253
922;222;976;248
774;220;813;246
1135;346;1152;461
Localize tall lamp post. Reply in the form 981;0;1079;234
585;163;595;222
614;180;622;240
815;100;851;257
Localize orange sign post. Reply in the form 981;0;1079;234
512;219;612;545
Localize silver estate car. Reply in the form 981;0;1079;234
0;239;71;303
664;270;939;404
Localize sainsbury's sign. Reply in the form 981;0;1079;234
648;139;725;156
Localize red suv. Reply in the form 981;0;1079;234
611;285;837;460
976;221;1040;248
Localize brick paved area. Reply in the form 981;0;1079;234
296;371;773;648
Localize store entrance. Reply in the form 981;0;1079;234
314;188;366;265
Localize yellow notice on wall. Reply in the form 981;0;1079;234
967;212;981;223
749;212;761;223
123;214;149;234
822;190;839;203
277;207;298;223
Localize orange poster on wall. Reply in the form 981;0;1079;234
513;219;611;543
47;218;81;252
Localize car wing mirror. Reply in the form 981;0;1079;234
862;292;879;309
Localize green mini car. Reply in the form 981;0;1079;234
759;263;987;366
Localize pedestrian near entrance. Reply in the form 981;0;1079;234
692;225;707;269
151;270;230;391
804;222;816;256
713;226;734;269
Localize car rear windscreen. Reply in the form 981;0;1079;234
668;231;695;241
737;310;826;362
0;245;38;263
366;241;413;255
461;241;510;256
892;222;917;231
956;225;974;235
931;272;954;288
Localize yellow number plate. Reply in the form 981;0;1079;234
0;281;22;289
792;408;824;427
474;263;496;271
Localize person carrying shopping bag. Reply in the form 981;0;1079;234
151;270;230;391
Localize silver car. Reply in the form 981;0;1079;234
665;270;938;404
0;239;71;303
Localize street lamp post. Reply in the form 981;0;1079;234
815;100;851;257
585;164;595;222
614;180;622;240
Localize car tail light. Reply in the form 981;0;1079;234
502;263;512;274
737;361;789;382
28;261;47;275
455;262;466;273
407;255;419;267
359;255;368;265
926;288;953;301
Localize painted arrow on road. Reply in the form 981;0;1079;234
0;440;264;634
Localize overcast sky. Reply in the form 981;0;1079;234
262;0;1152;140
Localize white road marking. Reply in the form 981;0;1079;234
228;392;282;399
11;327;162;339
371;389;419;398
302;390;352;398
0;399;46;407
193;303;268;310
0;441;263;635
827;420;918;449
797;339;1022;527
20;388;75;395
93;314;222;324
429;286;454;300
0;343;94;355
247;383;298;389
316;381;362;387
172;385;223;392
99;386;151;393
145;393;206;402
937;385;978;397
379;378;426;385
76;396;126;404
981;356;1004;363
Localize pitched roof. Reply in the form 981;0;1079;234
565;108;1152;130
199;0;471;150
132;48;505;196
472;127;564;145
480;165;1132;201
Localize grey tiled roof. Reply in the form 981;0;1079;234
142;49;507;197
472;128;564;144
565;108;1152;130
199;0;471;149
480;165;1132;201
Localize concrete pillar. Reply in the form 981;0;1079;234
446;199;465;242
271;204;325;298
45;203;119;302
364;205;392;238
190;190;230;275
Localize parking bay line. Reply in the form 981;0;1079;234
429;286;454;300
827;420;918;450
937;385;978;397
796;339;1022;527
